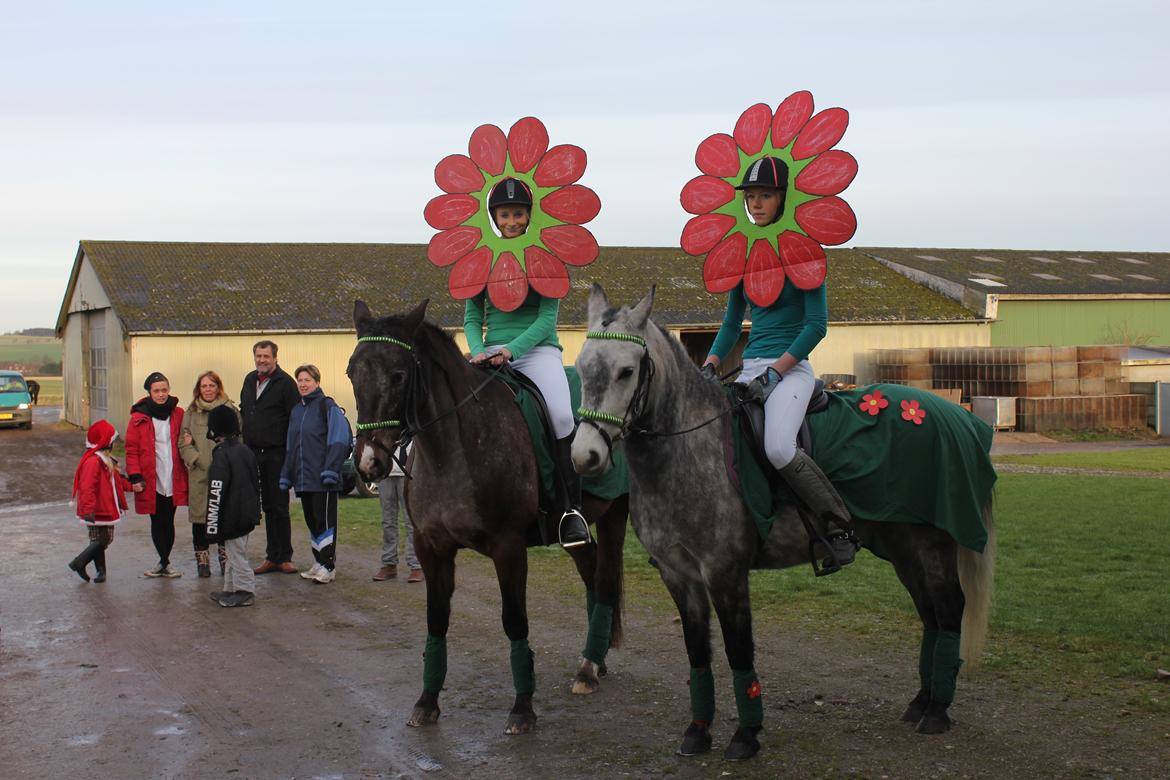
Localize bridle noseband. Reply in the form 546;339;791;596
353;335;415;468
576;331;655;457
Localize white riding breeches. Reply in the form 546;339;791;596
485;344;575;439
737;358;817;470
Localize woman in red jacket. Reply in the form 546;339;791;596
125;372;189;578
69;419;130;582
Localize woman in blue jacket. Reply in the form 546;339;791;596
280;364;351;584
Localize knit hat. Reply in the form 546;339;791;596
207;405;240;439
73;420;118;498
143;371;169;391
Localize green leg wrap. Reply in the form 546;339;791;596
582;603;613;665
510;638;536;695
585;589;596;620
732;668;763;728
918;629;940;691
689;667;716;723
930;630;963;705
423;634;447;695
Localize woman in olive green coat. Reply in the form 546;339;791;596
179;370;242;577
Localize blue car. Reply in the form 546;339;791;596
0;371;34;429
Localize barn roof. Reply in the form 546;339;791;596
858;247;1170;296
61;240;979;335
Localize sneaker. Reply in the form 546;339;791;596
161;564;183;578
300;563;324;580
218;591;255;608
407;568;424;583
209;590;227;602
312;567;335;584
143;564;167;578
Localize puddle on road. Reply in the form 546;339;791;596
153;725;184;736
67;734;100;747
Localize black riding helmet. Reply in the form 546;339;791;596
487;177;533;212
735;155;790;190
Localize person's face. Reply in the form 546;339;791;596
254;346;276;375
493;205;530;239
296;372;319;397
149;381;170;404
744;187;783;226
199;376;220;402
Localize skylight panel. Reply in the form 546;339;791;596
1031;273;1063;280
974;255;1002;262
1066;257;1096;264
1127;274;1156;281
916;255;947;262
1088;274;1120;281
968;277;1006;287
1119;257;1149;265
1030;256;1058;263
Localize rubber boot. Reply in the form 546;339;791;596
69;541;102;582
555;436;591;548
778;450;858;571
195;549;211;578
93;546;108;583
217;544;227;575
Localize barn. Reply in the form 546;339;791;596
56;240;989;431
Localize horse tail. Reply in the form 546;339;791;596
958;499;996;665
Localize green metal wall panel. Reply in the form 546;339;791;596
992;300;1170;346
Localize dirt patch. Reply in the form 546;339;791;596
0;406;83;507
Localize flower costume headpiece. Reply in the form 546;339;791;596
680;90;859;306
423;117;601;312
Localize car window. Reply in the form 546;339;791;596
0;378;28;393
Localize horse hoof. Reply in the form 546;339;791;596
571;660;601;694
504;713;537;735
407;706;440;727
900;689;931;723
598;662;608;677
676;722;712;756
723;726;761;761
915;701;952;734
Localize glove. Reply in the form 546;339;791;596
279;478;292;491
745;367;783;404
83;513;96;524
700;363;719;383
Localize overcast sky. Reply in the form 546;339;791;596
1;0;1167;332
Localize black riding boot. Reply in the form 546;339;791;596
69;541;102;582
778;451;859;573
93;546;108;583
555;436;591;549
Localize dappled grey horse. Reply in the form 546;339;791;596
572;285;995;760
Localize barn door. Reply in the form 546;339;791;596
88;311;107;422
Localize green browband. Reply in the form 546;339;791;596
355;420;401;432
357;335;412;350
585;331;646;347
578;408;624;427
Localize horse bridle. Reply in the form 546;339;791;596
352;335;415;471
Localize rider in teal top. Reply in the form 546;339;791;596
702;156;857;572
464;178;591;549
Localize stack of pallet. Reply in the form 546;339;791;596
872;346;1144;432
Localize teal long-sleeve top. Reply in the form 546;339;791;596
709;281;828;363
463;290;563;360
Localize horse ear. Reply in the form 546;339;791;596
628;285;656;330
354;300;373;332
403;298;429;335
587;284;610;328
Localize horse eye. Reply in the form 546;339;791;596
617;366;634;381
390;371;407;386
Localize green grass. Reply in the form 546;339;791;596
994;447;1170;472
1043;427;1160;442
0;336;61;367
26;376;63;405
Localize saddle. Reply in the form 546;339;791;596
736;378;830;478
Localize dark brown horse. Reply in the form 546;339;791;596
347;299;629;734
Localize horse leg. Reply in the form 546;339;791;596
408;537;456;728
571;494;629;694
566;496;601;694
657;560;715;757
493;537;537;735
709;570;763;761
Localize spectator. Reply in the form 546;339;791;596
280;364;350;584
180;370;239;577
68;420;130;582
240;340;300;575
126;372;189;578
204;405;261;607
372;443;423;583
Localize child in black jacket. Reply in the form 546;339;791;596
205;405;261;607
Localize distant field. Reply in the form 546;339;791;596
25;377;63;405
0;336;61;369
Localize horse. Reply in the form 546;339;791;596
346;299;630;734
571;285;996;760
26;379;40;405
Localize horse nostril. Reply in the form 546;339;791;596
586;451;600;469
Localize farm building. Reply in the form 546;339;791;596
56;240;987;431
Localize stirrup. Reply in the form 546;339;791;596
558;509;592;549
812;531;859;577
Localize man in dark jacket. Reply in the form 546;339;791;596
240;340;301;574
205;405;261;607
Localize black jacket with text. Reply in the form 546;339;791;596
205;436;261;542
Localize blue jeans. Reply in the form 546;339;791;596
378;476;418;568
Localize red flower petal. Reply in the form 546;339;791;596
695;133;741;177
734;103;772;156
680;176;736;215
793;150;858;196
680;213;737;255
469;124;507;176
507;117;549;174
771;90;814;149
487;251;529;311
424;194;479;230
541;184;600;225
427;226;482;267
447;246;492;299
533;144;587;187
524;246;570;298
792;108;849;161
434;154;485;195
777;230;827;290
795;197;857;246
540;224;599;266
743;239;785;307
702;232;748;293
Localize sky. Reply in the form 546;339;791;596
1;0;1168;332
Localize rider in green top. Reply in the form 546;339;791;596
702;156;857;572
464;178;591;549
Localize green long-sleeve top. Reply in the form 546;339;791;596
709;281;828;363
463;290;563;360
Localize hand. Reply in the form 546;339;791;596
700;363;719;383
83;513;95;523
489;347;513;367
132;483;145;494
745;367;783;403
469;352;488;364
181;432;193;446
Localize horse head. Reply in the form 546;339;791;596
572;284;656;476
348;298;428;482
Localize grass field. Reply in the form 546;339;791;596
325;453;1170;713
0;336;61;368
994;448;1170;472
25;376;63;405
